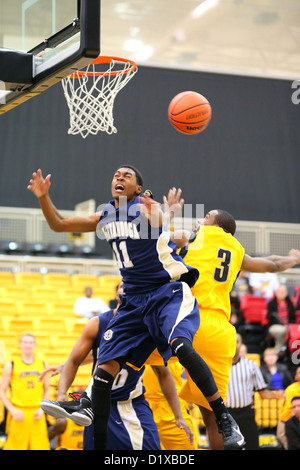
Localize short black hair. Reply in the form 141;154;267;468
291;396;300;403
117;165;144;187
215;210;236;236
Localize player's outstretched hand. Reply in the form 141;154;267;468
289;249;300;265
163;187;184;227
27;169;51;198
39;364;64;381
163;187;184;216
138;194;163;227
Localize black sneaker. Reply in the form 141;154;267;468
41;392;94;426
217;413;245;450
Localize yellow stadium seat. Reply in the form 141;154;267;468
51;333;79;350
14;272;43;286
8;316;40;334
98;275;122;292
0;315;13;332
1;332;19;350
57;289;83;306
0;299;20;315
44;350;71;365
49;302;75;317
19;301;51;316
71;364;92;388
0;340;6;364
65;318;88;335
2;285;30;300
246;353;261;366
38;316;69;333
254;393;285;428
33;332;54;350
0;272;14;286
71;274;99;288
43;273;71;287
31;285;58;296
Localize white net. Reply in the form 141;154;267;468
62;57;138;138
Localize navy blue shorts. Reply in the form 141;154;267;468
97;281;200;368
83;394;161;450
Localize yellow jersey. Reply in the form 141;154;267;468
9;355;46;408
143;362;184;401
56;420;84;450
181;225;245;320
280;381;300;422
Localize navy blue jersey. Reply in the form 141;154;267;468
93;310;145;401
98;196;199;294
84;309;160;451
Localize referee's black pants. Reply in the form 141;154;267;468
227;405;259;450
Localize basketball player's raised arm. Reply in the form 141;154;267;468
242;249;300;273
27;169;100;233
138;195;164;227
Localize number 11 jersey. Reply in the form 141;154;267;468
98;196;199;294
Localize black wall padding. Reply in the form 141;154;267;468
0;65;299;230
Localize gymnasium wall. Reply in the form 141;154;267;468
0;66;299;245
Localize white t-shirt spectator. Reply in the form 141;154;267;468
249;272;279;300
74;295;109;319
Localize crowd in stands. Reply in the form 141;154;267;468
229;271;300;450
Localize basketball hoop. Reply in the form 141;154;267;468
62;56;138;138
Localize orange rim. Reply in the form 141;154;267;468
70;56;137;78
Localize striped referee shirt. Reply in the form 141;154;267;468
226;357;267;408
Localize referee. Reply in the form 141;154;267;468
226;334;284;449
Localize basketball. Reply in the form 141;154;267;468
168;91;212;135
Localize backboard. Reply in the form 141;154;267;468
0;0;101;115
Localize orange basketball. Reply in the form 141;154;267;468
168;91;212;135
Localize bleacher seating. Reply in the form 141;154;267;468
288;324;300;354
254;393;285;430
0;272;299;433
240;294;268;325
0;272;121;395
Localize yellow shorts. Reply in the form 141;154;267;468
4;408;50;450
179;309;236;410
148;399;198;450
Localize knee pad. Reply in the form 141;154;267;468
92;367;115;391
171;337;194;359
171;337;218;398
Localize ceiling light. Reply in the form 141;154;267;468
123;38;143;52
114;3;129;15
191;0;218;19
134;45;154;61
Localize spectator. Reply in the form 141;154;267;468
277;366;300;449
266;284;296;354
73;286;109;319
108;282;121;309
0;333;50;450
226;333;284;450
231;270;250;298
48;417;84;450
285;396;300;450
249;272;279;300
260;348;294;390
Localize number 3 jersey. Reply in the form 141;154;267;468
98;196;199;294
180;225;245;320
